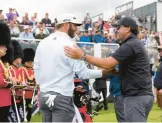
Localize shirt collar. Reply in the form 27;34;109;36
55;31;70;38
54;31;72;41
121;34;137;45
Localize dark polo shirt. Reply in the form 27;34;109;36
111;34;153;96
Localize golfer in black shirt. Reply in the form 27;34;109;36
64;17;154;122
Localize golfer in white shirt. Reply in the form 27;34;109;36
34;13;114;122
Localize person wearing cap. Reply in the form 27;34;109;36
19;26;35;40
64;17;154;122
20;48;35;122
0;23;15;122
34;13;114;122
79;30;91;43
92;30;105;43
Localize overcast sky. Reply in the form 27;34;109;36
0;0;157;21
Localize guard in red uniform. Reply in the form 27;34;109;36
0;23;13;122
20;48;35;122
10;40;24;121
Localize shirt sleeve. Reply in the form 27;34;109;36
34;46;41;84
65;56;102;79
111;43;135;63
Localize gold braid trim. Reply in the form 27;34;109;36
0;60;9;80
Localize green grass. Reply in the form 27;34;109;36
31;103;162;122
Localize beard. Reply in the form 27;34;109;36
67;23;76;38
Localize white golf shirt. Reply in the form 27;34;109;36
34;31;102;96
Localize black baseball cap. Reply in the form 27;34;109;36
112;17;138;28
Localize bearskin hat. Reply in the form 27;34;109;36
22;48;35;63
0;23;11;46
11;40;23;61
1;43;14;64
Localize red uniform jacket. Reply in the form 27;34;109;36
10;65;22;103
20;66;35;99
0;61;11;107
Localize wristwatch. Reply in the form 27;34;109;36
80;52;86;61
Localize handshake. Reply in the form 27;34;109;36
101;67;118;76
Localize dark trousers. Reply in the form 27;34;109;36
95;88;108;109
114;96;125;122
124;95;154;122
39;91;75;122
25;99;32;122
11;96;24;122
0;106;10;122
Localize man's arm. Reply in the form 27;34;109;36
66;56;115;79
64;45;118;70
84;55;118;70
64;43;134;70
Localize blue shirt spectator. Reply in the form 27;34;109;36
79;31;91;43
93;31;105;43
19;26;34;40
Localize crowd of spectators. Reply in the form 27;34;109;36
0;8;162;49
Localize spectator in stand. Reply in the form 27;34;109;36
32;22;49;36
20;16;30;25
9;20;20;37
19;26;34;40
6;8;19;22
33;12;39;22
107;33;117;43
79;30;91;43
41;13;52;27
28;26;33;33
92;22;99;35
138;31;147;45
12;14;20;24
93;30;105;43
98;17;103;31
103;20;110;31
35;28;47;39
88;27;92;35
0;10;5;22
30;16;37;26
104;31;109;43
84;11;92;30
24;12;30;22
